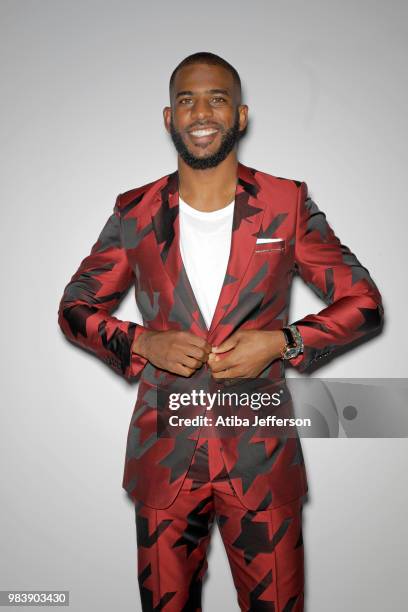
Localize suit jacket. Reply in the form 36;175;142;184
58;162;384;510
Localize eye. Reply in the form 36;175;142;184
212;96;226;104
179;98;193;105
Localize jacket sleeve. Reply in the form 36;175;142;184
57;194;149;380
289;181;384;372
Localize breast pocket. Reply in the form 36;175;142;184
255;239;286;254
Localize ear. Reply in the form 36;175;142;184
238;104;249;133
163;106;171;133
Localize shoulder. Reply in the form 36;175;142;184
114;171;173;215
245;164;307;202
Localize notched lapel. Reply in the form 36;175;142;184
208;163;267;339
150;171;208;334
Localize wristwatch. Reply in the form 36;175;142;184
280;325;304;360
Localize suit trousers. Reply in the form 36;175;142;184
135;438;305;612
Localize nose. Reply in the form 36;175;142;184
191;97;213;120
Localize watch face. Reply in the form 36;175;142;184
284;347;299;360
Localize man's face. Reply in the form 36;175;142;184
163;63;248;170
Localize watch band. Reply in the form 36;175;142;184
280;325;304;360
281;326;296;348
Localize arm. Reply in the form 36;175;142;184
57;194;149;380
289;182;384;372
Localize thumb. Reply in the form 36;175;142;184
212;334;239;354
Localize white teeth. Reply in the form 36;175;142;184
190;129;218;137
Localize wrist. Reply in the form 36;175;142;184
262;330;287;361
132;329;157;360
276;330;287;358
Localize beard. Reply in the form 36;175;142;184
169;110;241;170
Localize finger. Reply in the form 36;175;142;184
184;345;210;362
212;335;239;354
175;363;195;377
180;332;212;354
211;366;240;380
180;355;203;370
208;354;237;373
188;336;212;354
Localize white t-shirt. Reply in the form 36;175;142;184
179;196;235;329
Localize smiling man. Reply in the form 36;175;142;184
58;52;384;611
168;62;242;171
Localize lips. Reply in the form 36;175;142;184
187;125;220;145
189;128;218;137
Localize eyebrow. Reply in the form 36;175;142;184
175;88;231;99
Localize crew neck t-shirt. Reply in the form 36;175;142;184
178;196;235;329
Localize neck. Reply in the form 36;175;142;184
177;151;239;212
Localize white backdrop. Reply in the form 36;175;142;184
1;0;407;610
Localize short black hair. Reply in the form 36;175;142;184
169;52;242;101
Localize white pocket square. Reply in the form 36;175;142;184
255;237;284;244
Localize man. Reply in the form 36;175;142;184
58;52;383;611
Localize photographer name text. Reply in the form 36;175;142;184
168;415;311;427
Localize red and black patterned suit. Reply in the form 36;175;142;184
58;162;383;610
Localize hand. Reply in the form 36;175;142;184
207;330;286;379
132;330;212;377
